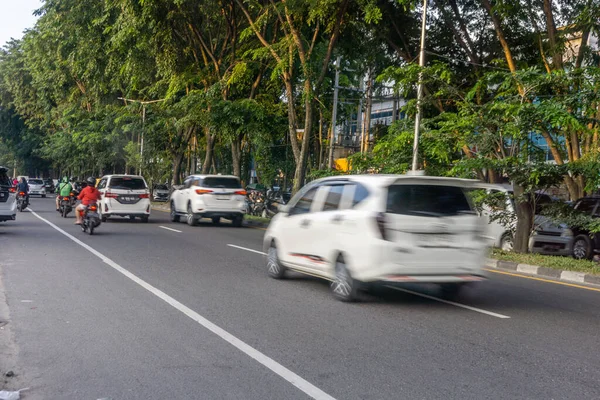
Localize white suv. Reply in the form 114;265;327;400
170;175;246;226
263;175;489;301
0;167;17;223
96;175;151;222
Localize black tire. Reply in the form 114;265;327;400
267;243;286;279
212;217;220;225
439;283;465;300
187;203;198;226
89;224;94;235
572;235;593;260
232;215;243;227
42;195;46;198
141;215;149;223
331;255;360;302
101;214;107;223
170;202;180;223
62;208;67;218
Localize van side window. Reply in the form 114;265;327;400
346;183;369;207
289;187;319;216
183;177;193;189
322;185;344;212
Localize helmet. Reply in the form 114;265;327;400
86;177;95;185
62;176;68;183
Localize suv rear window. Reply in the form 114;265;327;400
387;184;472;217
29;179;43;185
109;177;147;190
202;177;241;189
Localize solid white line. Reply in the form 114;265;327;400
385;286;511;319
159;226;182;233
228;244;266;256
28;209;336;400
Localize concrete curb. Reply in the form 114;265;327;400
486;259;600;286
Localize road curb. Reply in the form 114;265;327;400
486;259;600;286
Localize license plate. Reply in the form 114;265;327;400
216;195;230;200
418;234;454;247
122;197;136;201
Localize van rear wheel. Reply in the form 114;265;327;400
439;283;464;300
170;202;180;222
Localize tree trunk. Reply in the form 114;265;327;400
513;183;533;253
292;88;314;194
202;128;214;174
172;152;184;186
231;134;242;177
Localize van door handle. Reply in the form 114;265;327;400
331;215;343;223
300;219;311;227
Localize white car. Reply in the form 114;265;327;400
28;178;47;197
170;174;246;226
96;175;151;222
0;167;17;222
263;175;489;302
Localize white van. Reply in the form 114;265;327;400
96;175;151;222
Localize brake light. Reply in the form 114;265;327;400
139;193;150;199
70;192;75;196
89;205;98;212
104;192;118;198
63;197;70;201
195;189;213;195
234;190;247;196
19;191;26;196
8;187;16;193
375;212;388;240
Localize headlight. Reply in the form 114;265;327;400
561;229;574;238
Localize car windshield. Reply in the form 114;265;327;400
29;179;43;185
202;177;241;189
109;177;146;190
387;184;473;217
155;185;168;190
575;199;598;215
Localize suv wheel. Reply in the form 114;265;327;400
232;215;243;227
572;235;593;260
267;243;285;279
331;255;359;302
187;203;198;226
212;217;220;225
141;215;149;223
170;202;180;223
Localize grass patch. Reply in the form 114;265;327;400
245;215;270;225
491;248;600;275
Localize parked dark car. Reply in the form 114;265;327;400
44;179;55;193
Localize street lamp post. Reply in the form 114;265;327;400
411;0;429;172
118;97;166;176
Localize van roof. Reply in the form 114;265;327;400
314;174;482;187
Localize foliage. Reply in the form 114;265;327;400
491;249;600;275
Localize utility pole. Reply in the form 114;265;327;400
362;71;373;153
118;97;166;176
411;0;428;172
328;56;341;170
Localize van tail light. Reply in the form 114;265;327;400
196;189;213;195
234;190;247;196
375;212;388;240
104;191;118;198
8;187;16;193
89;205;98;212
139;193;150;199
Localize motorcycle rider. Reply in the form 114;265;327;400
16;177;29;205
55;176;74;211
75;177;101;225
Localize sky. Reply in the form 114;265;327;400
0;0;42;48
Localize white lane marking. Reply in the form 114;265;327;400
159;226;182;233
386;286;511;319
28;209;336;400
228;244;266;256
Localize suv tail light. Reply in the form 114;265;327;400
139;193;150;199
234;190;247;196
18;191;26;196
196;189;213;195
375;212;388;240
104;192;118;198
8;187;16;193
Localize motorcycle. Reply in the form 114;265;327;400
80;203;101;235
16;191;28;212
59;192;76;218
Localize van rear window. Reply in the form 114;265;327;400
202;177;241;189
387;184;472;217
109;177;147;190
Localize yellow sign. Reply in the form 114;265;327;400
334;158;350;172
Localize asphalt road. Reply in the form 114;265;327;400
1;196;599;399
